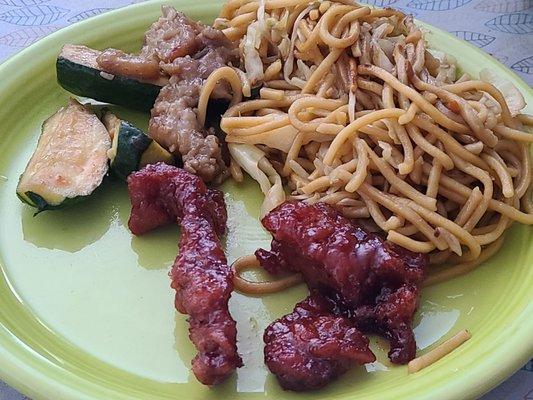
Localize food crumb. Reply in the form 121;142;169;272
249;316;258;331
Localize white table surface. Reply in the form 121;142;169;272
0;0;531;399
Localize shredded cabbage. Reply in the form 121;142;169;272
427;49;457;83
480;68;526;117
261;175;285;217
243;22;264;86
227;125;299;153
228;143;286;216
229;143;271;193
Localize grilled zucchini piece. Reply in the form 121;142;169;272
17;99;111;212
56;44;164;111
104;112;173;180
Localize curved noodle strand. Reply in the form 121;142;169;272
358;65;469;134
232;255;303;294
198;67;243;126
408;330;471;373
324;108;405;164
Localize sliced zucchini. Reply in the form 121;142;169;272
17;99;111;212
139;141;174;168
57;44;165;111
103;112;174;180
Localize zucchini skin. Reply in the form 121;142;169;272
17;191;83;213
56;57;161;112
111;121;152;181
139;141;174;168
104;111;174;180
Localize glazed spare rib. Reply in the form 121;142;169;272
97;6;238;183
264;291;375;391
256;202;427;367
127;163;242;385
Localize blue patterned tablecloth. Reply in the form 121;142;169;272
0;0;531;399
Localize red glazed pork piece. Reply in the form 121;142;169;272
127;163;241;385
264;292;375;391
256;201;426;365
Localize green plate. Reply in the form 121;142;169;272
0;1;531;399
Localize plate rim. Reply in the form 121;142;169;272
0;1;532;399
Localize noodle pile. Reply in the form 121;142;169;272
199;0;533;274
